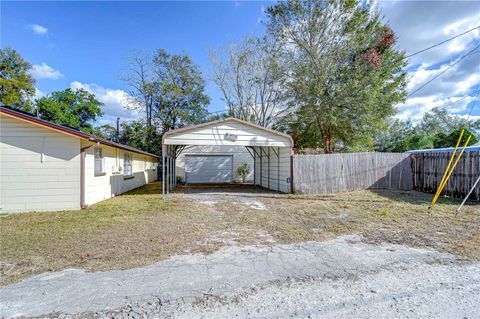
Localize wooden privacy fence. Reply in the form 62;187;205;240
293;152;413;194
411;151;480;200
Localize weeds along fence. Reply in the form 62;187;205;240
411;150;480;200
293;152;413;194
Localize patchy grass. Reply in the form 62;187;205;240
252;190;480;259
1;182;478;286
0;182;226;286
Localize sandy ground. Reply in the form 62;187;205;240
1;189;479;318
1;235;479;318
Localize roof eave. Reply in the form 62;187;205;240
0;107;160;159
162;117;294;147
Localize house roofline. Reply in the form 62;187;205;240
0;106;160;159
162;117;294;146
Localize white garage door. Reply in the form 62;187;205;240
185;155;233;183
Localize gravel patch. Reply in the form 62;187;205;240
92;262;480;319
182;192;267;210
2;235;475;318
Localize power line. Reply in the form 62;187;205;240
408;43;480;97
206;28;480;117
440;94;471;109
466;88;479;123
406;26;480;58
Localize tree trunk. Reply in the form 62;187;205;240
315;114;335;153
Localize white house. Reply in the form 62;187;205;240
161;117;294;194
0;106;158;213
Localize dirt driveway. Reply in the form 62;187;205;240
1;183;479;318
2;236;479;318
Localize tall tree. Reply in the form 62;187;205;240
93;124;117;141
35;88;103;133
266;0;407;152
120;52;155;128
0;47;36;111
118;120;162;155
432;128;478;148
376;107;480;152
376;119;433;152
152;49;210;132
122;50;209;136
209;37;285;127
419;106;480;136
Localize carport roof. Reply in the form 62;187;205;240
162;117;294;148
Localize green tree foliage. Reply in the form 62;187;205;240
419;106;480;136
376;107;480;152
152;49;210;132
118;120;162;155
274;109;322;150
376;119;433;152
433;128;478;148
122;50;209;135
0;47;36;111
266;0;407;153
93;124;118;141
35;88;103;132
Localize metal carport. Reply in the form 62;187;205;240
160;117;294;198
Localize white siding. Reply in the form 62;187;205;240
254;146;292;193
0;115;81;212
82;141;158;206
164;121;292;147
176;145;254;183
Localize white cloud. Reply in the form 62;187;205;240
34;87;46;99
378;0;480;121
70;81;140;125
443;15;480;54
396;95;476;122
28;24;48;35
458;114;480;121
31;63;63;80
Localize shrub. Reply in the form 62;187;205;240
237;163;250;183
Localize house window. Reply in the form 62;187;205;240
124;153;132;177
94;147;105;176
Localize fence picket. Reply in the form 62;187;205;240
293;152;413;194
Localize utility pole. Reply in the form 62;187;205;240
116;117;120;142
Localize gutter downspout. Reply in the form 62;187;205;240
80;141;99;208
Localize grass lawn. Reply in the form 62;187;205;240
1;181;479;286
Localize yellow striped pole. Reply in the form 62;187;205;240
429;129;464;208
430;133;472;208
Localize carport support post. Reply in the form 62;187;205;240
253;150;256;185
268;147;270;189
166;155;169;196
277;147;280;192
260;147;270;189
162;155;165;199
173;157;176;189
171;156;174;190
260;147;262;187
271;147;280;192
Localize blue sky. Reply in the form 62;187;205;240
2;1;271;122
1;1;479;126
